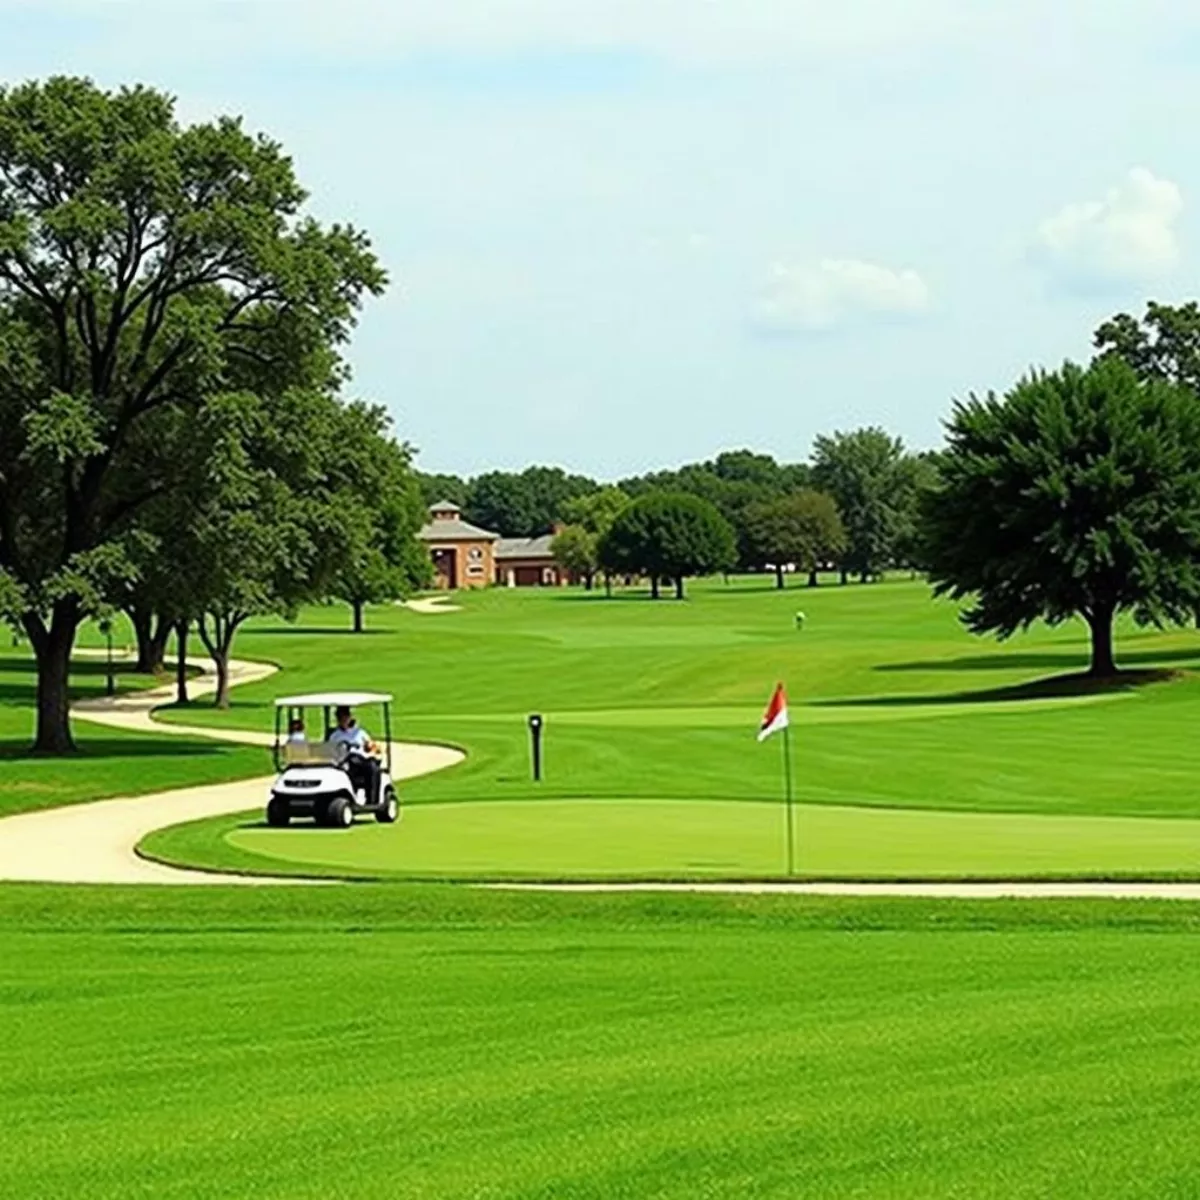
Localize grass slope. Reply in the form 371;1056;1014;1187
4;885;1200;1199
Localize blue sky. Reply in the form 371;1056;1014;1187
4;1;1200;478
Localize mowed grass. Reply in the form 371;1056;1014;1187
155;577;1200;820
139;575;1200;879
145;798;1200;881
0;629;267;817
5;886;1200;1199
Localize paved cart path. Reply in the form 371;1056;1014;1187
0;658;463;884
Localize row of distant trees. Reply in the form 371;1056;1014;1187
420;432;938;590
427;298;1200;681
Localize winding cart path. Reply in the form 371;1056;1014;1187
0;658;463;884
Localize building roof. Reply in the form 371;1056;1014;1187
495;534;556;561
418;500;500;542
418;517;500;542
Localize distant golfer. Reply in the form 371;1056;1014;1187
795;611;806;629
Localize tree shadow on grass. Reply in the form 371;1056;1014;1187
0;737;250;761
816;669;1179;710
0;658;122;677
875;647;1200;674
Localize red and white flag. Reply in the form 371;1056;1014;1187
757;683;789;742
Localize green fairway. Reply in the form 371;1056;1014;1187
144;797;1200;881
5;885;1200;1199
129;575;1200;880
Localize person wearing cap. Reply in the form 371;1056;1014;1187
329;705;381;805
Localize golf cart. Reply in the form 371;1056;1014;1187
266;691;399;829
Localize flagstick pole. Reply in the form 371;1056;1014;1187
783;721;795;877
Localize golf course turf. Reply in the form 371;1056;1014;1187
6;885;1200;1199
130;575;1200;881
9;577;1200;1196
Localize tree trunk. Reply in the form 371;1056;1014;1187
807;568;819;587
774;564;785;590
650;576;660;600
214;652;231;708
840;566;848;586
604;572;612;598
197;613;243;709
352;600;364;633
584;572;593;591
1086;604;1118;677
675;575;685;600
25;603;79;754
127;606;170;674
175;620;189;706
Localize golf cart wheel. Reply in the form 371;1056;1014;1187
328;797;354;829
376;787;399;824
266;797;290;827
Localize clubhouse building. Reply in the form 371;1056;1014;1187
417;502;571;590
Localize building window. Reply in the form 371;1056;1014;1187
467;546;483;562
466;564;484;578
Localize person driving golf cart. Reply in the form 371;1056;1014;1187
330;705;382;806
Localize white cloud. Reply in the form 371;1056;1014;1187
1032;167;1183;288
755;259;931;333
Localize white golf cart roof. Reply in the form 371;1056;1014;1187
275;691;393;708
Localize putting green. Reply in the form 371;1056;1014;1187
218;798;1200;880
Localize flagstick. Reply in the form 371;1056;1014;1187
783;721;795;877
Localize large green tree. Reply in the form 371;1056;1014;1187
743;490;846;589
0;77;382;750
550;524;597;588
328;403;431;633
598;492;736;600
923;358;1200;677
811;427;914;583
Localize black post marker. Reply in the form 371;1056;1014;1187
103;620;115;697
528;713;544;782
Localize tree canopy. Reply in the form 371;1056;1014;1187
923;357;1200;677
598;492;736;599
463;466;598;537
811;427;920;582
743;490;846;589
0;76;384;748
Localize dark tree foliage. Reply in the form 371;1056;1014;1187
619;449;809;569
810;427;918;582
0;77;382;750
1094;301;1200;393
416;471;468;508
464;466;597;536
923;358;1200;677
598;492;736;599
743;490;846;589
